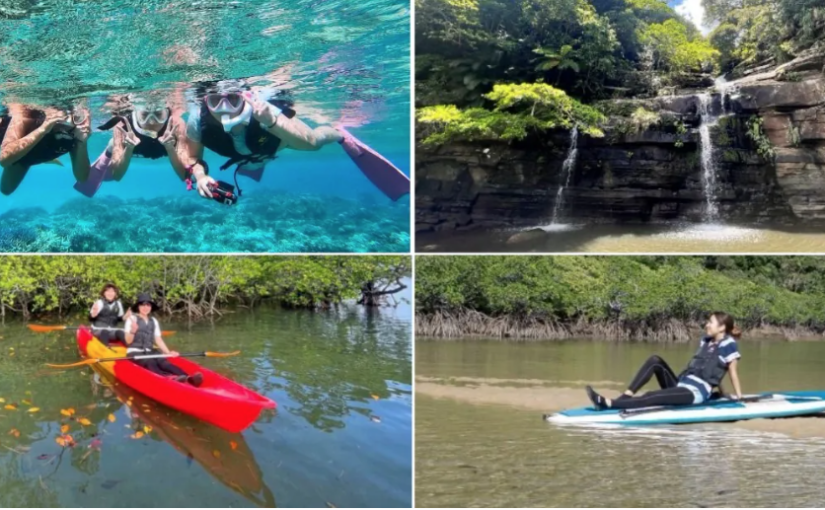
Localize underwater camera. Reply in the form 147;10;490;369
208;180;238;205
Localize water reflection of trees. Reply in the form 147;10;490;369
185;303;412;432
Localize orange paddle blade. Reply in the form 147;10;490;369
204;350;241;358
162;331;176;337
28;325;68;333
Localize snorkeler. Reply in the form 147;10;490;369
74;98;188;197
181;80;410;203
0;103;91;195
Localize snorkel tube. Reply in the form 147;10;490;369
219;102;252;133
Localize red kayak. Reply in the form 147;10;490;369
77;326;275;433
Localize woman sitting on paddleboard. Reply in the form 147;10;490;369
125;293;203;387
586;312;743;410
89;283;130;346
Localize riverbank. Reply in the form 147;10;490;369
416;310;825;342
415;256;825;342
0;256;409;320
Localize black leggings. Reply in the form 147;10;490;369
131;356;187;378
611;355;695;410
96;329;126;346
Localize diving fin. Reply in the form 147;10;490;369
74;152;113;198
337;127;410;201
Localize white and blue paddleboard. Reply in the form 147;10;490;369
545;391;825;426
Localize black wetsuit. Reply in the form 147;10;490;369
97;113;168;159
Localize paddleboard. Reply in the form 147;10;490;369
544;391;825;426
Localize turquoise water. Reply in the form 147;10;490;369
0;0;410;252
0;281;412;507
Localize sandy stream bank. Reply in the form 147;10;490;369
416;376;825;440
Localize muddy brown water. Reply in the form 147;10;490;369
416;339;825;507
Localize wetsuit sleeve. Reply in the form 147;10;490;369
719;339;741;364
117;301;124;318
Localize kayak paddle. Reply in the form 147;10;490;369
28;324;176;336
46;350;241;368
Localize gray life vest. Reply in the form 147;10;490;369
91;300;122;328
680;337;730;387
129;316;157;353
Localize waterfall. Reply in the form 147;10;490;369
697;93;719;222
550;126;578;225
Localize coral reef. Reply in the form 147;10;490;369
0;192;410;253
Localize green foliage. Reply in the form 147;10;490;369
745;116;775;161
415;256;825;331
638;19;719;78
0;256;410;319
416;0;700;107
417;83;606;144
704;0;824;72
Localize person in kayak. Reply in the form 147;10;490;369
75;96;189;197
124;293;203;387
181;79;409;202
585;312;743;410
0;102;91;195
89;283;131;346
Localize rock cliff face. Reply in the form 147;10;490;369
416;56;825;233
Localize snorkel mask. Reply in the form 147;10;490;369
204;92;252;132
132;107;170;139
56;108;88;128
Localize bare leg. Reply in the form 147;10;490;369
267;115;342;151
0;163;30;195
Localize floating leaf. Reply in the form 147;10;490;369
55;434;75;448
143;426;152;434
4;404;16;411
130;431;144;439
21;399;31;406
77;418;91;426
90;438;102;450
61;424;70;434
212;449;221;458
27;407;39;413
60;408;75;417
125;401;132;407
229;441;238;451
0;398;5;403
8;428;19;438
371;394;380;400
107;414;116;423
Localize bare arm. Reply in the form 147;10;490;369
110;122;137;181
154;335;173;355
728;359;742;398
0;109;58;168
162;118;187;179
